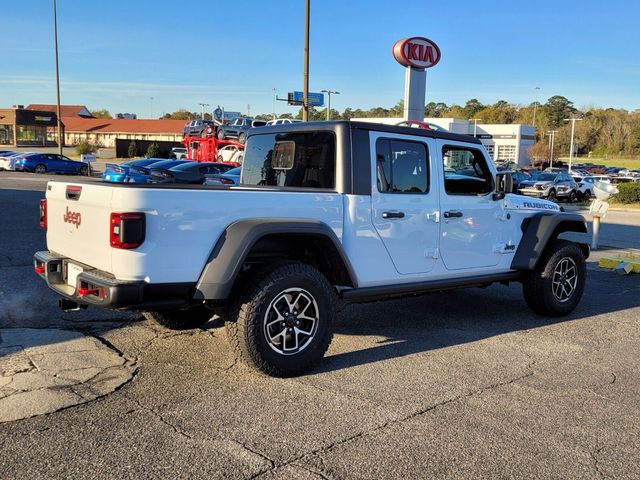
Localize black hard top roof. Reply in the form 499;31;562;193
252;120;482;144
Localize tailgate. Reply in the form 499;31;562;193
46;181;114;274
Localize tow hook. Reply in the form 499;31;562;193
59;298;87;312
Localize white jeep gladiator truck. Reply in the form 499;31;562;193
34;121;589;376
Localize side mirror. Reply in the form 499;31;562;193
493;172;513;200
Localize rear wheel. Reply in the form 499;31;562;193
547;189;556;201
34;164;46;174
522;239;586;317
226;262;335;377
143;306;213;330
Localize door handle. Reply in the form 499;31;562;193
443;210;463;218
382;211;405;219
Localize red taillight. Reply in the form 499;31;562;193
110;212;146;249
34;264;45;274
39;199;47;228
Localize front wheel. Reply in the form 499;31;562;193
238;132;247;144
217;130;226;140
547;189;556;201
143;306;213;330
568;190;577;203
79;166;89;176
522;239;586;317
226;262;336;377
583;190;592;201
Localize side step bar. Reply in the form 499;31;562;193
340;272;522;303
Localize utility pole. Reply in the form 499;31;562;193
564;117;583;173
546;130;557;168
532;86;541;137
321;90;339;121
53;0;63;155
198;103;209;120
471;118;482;137
302;0;310;121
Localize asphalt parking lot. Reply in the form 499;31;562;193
1;171;639;479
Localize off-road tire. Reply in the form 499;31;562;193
217;130;226;140
35;164;46;174
143;306;213;330
226;262;336;377
522;239;586;317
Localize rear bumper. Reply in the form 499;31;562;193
33;250;193;310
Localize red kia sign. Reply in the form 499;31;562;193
392;37;441;69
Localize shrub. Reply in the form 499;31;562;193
146;142;160;158
611;183;640;204
128;141;138;158
74;140;98;155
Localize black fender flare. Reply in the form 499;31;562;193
193;219;358;300
511;213;589;270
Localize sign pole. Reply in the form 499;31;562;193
302;0;310;122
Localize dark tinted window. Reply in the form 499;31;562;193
241;132;335;189
376;138;429;193
442;146;493;195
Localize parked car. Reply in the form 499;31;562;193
265;118;302;126
511;171;532;193
217;118;267;144
149;161;234;184
183;120;216;137
203;166;241;186
519;172;578;201
169;147;188;159
0;152;22;171
102;158;170;183
572;175;598;201
14;153;88;175
216;145;244;164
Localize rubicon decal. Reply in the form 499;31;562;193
63;206;82;228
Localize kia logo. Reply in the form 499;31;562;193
63;206;82;228
392;37;441;69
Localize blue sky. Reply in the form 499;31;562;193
1;0;639;118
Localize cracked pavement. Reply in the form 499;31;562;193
1;174;639;479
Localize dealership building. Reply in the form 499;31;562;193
352;116;535;166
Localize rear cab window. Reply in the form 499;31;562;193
241;131;335;189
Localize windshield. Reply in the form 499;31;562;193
537;173;557;181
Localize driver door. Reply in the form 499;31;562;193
437;140;502;270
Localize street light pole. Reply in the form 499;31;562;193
302;0;310;121
546;130;556;168
199;103;210;120
471;118;482;137
532;86;540;136
564;117;583;173
272;88;277;120
321;90;340;121
53;0;63;155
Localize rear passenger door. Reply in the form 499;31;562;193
436;140;502;270
371;133;441;275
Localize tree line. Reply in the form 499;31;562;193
94;95;640;158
